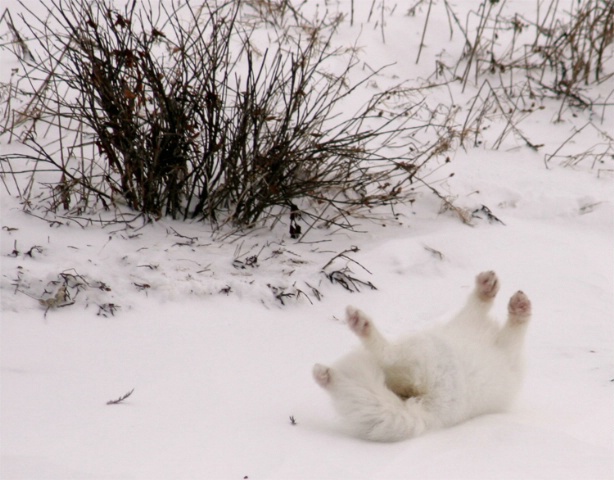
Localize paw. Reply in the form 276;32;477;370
476;271;500;300
313;364;331;388
508;291;531;321
346;306;370;337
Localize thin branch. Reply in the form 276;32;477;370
106;388;135;405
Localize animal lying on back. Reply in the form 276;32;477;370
313;271;532;442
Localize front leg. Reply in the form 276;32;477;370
497;290;531;349
473;270;500;303
452;271;500;326
346;306;390;356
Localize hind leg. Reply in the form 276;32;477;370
313;364;332;388
345;306;424;399
312;308;394;390
345;306;391;357
313;350;384;392
313;351;432;441
497;290;531;351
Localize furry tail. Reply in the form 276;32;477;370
313;351;432;442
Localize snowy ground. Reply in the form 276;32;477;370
2;0;614;479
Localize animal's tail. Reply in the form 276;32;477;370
313;351;433;442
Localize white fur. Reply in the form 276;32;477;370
313;271;531;442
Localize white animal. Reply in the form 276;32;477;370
313;271;531;441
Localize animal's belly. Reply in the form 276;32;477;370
384;366;424;400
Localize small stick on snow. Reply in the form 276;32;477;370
106;388;135;405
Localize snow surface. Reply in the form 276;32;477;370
2;1;614;479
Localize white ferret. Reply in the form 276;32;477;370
313;271;531;442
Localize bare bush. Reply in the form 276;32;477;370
407;0;614;165
0;0;443;235
449;0;614;109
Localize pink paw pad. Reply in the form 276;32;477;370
508;290;531;321
346;306;370;337
313;364;331;388
476;271;500;300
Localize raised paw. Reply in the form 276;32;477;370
508;290;531;322
476;271;500;300
346;306;370;337
313;364;331;388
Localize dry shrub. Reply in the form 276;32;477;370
1;0;442;235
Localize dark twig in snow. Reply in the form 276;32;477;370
106;388;135;405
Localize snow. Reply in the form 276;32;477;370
2;0;613;479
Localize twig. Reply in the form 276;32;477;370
416;0;434;64
417;178;473;226
325;269;377;293
106;388;135;405
321;246;371;274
